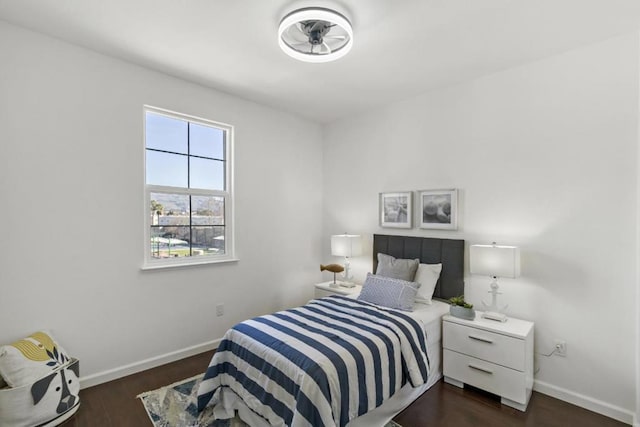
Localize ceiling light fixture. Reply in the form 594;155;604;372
278;7;353;63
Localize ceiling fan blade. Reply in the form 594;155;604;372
287;25;308;43
310;20;325;33
324;35;346;40
290;42;311;51
321;42;332;54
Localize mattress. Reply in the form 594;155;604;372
216;298;450;427
407;299;449;342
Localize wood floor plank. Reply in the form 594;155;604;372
394;382;627;427
61;351;627;427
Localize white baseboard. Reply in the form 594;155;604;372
534;379;635;425
79;339;221;389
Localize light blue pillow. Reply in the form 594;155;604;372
357;273;419;311
375;253;419;282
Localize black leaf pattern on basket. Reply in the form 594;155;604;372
42;346;69;368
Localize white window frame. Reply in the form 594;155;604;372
142;105;236;270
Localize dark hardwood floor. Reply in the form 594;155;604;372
394;382;627;427
62;350;627;427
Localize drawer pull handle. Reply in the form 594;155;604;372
468;335;494;344
468;364;494;375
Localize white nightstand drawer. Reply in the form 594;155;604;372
444;349;528;405
443;322;525;371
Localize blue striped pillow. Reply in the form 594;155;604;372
357;273;419;311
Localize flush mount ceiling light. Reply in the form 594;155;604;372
278;7;353;63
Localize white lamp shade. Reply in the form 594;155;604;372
470;244;521;278
331;234;362;257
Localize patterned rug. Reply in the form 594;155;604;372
138;375;402;427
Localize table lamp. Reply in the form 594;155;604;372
330;234;362;287
470;243;521;322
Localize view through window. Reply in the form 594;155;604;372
144;107;233;265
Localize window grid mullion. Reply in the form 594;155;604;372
189;195;193;256
187;122;191;189
186;123;192;256
146;147;223;162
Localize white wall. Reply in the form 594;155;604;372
323;34;639;422
0;21;323;381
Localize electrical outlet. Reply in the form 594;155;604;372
554;339;567;357
216;304;224;317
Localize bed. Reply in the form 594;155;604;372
197;234;464;426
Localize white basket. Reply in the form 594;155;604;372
0;358;80;427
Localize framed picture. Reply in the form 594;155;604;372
419;189;458;230
380;192;412;228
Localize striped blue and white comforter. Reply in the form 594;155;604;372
196;295;430;427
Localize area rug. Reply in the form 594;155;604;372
138;374;402;427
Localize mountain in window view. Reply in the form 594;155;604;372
150;192;223;216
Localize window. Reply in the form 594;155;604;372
143;106;234;268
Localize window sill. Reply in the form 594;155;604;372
141;257;239;271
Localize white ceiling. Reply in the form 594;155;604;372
2;0;640;123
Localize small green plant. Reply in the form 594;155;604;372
449;295;473;309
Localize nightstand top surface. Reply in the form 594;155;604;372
443;312;534;339
315;281;361;295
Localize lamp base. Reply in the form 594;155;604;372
338;282;356;288
482;277;508;315
482;311;508;322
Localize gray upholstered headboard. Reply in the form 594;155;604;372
373;234;465;301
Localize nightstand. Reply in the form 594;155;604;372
314;281;361;298
443;312;534;411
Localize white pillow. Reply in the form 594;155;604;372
414;263;442;304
